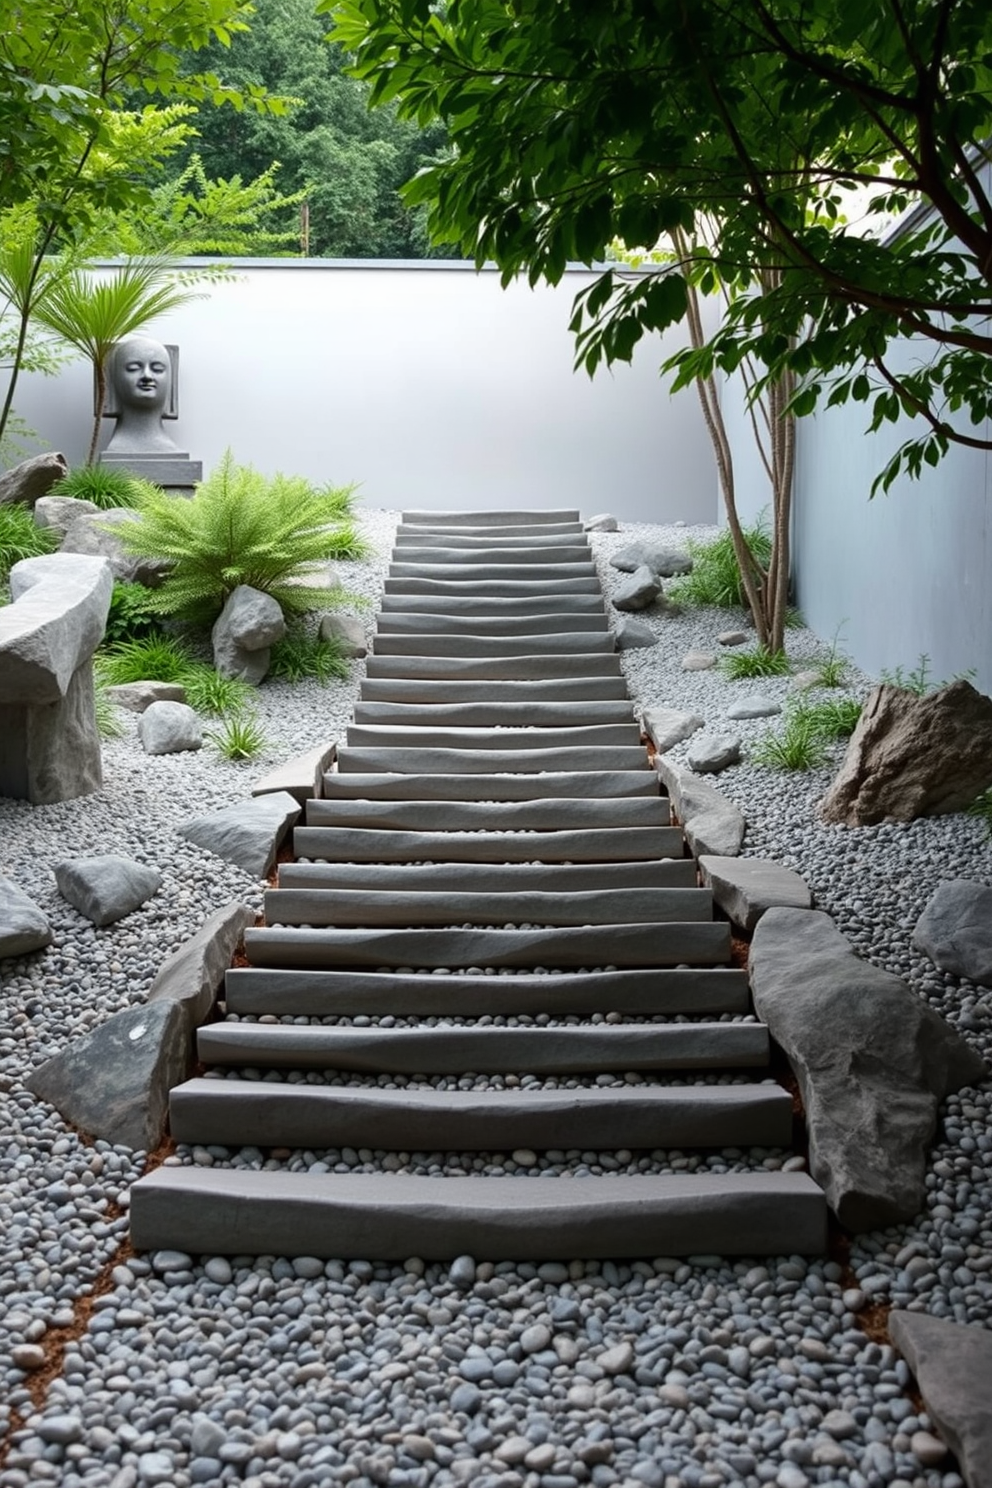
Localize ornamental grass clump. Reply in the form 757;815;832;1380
268;625;350;683
50;465;160;510
0;501;59;580
719;644;790;680
751;695;863;772
669;522;773;609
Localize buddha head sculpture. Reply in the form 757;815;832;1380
103;335;182;456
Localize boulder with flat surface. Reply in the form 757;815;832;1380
0;876;52;957
654;758;746;857
749;907;986;1230
147;901;254;1030
642;706;704;754
698;855;811;931
888;1311;992;1488
0;451;68;507
59;507;170;586
614;618;657;650
610;543;692;577
687;732;741;773
54;855;162;927
106;681;186;713
178;791;301;878
912;880;992;985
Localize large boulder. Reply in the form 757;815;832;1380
912;880;992;984
609;543;692;577
0;452;68;507
212;585;286;683
33;494;99;537
0;553;112;803
59;507;170;586
749;907;986;1230
611;565;663;612
821;680;992;825
0;876;52;957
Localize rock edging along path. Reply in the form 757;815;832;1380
130;509;828;1260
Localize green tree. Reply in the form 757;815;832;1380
331;0;992;491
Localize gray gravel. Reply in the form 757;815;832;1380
1;508;988;1488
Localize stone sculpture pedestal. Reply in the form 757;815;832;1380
101;451;202;497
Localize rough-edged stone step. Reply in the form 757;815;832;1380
293;825;682;863
383;576;602;597
197;1022;770;1073
279;859;698;893
379;592;606;615
364;653;623;681
305;796;667;830
244;921;731;969
400;508;581;526
375;610;610;636
370;631;616;658
130;1168;828;1258
389;562;598;584
344;724;643;752
170;1080;793;1150
360;677;630;704
335;747;650;775
264;885;712;929
321;769;657;799
390;546;593;566
394;531;589;549
353;700;635;728
224;966;751;1018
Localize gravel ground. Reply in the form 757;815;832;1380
0;507;989;1488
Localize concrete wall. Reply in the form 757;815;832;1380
8;260;718;525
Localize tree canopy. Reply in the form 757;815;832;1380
332;0;992;489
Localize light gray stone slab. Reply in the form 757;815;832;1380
147;901;254;1030
265;885;711;929
888;1311;992;1488
394;531;587;549
749;907;987;1230
400;508;581;526
912;879;992;984
294;825;681;863
375;610;608;636
389;562;598;584
682;649;717;671
654;757;746;857
698;856;811;931
383;576;601;596
305;796;667;830
365;653;623;680
279;859;697;893
371;631;615;657
321;769;656;799
198;1021;769;1072
171;1080;792;1151
130;1168;827;1259
0;875;52;956
353;700;635;728
2;553;112;702
642;706;705;753
138;700;203;755
54;855;162;926
105;681;187;712
379;592;605;615
611;565;662;611
360;677;629;704
391;547;593;567
251;742;336;804
344;723;643;751
335;746;649;774
27;999;188;1153
687;732;741;773
610;543;692;577
224;965;750;1018
244;921;731;969
727;694;782;720
178;791;301;878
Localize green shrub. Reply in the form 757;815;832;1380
109;449;368;625
205;711;268;761
669;521;772;608
103;581;168;645
719;644;790;679
50;466;161;511
880;654;976;696
268;625;350;684
96;633;193;685
0;501;59;580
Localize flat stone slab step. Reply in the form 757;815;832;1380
198;1022;770;1072
224;966;751;1018
394;532;589;550
389;562;598;582
264;885;712;929
379;593;606;616
390;546;593;566
130;1169;828;1258
334;747;651;775
400;509;581;526
353;700;635;727
359;677;630;704
293;825;683;863
364;654;623;681
344;725;644;751
321;769;657;799
170;1080;793;1150
375;611;610;636
243;922;732;969
305;796;667;830
370;632;616;657
383;577;602;597
280;860;697;892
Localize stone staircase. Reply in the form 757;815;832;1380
130;509;828;1260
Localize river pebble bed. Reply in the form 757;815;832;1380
0;506;990;1488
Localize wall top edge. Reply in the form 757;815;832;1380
80;257;658;275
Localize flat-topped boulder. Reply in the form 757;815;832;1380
655;757;747;857
178;791;301;878
888;1311;992;1488
698;855;811;931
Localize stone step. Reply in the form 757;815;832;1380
305;796;667;829
364;653;623;681
278;860;697;893
344;724;644;752
334;747;650;775
390;546;593;566
320;769;657;799
353;700;635;728
384;578;602;598
370;631;616;658
129;1169;829;1259
243;921;732;969
379;593;606;615
399;509;581;526
197;1022;770;1073
359;677;630;704
389;562;598;583
223;966;751;1018
374;611;610;635
264;885;712;929
293;825;682;863
393;531;589;550
170;1080;793;1151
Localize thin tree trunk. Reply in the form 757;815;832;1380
87;361;107;466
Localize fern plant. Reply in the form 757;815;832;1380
0;502;59;580
103;581;168;645
110;450;367;625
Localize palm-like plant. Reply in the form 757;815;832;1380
32;257;206;464
111;450;366;626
